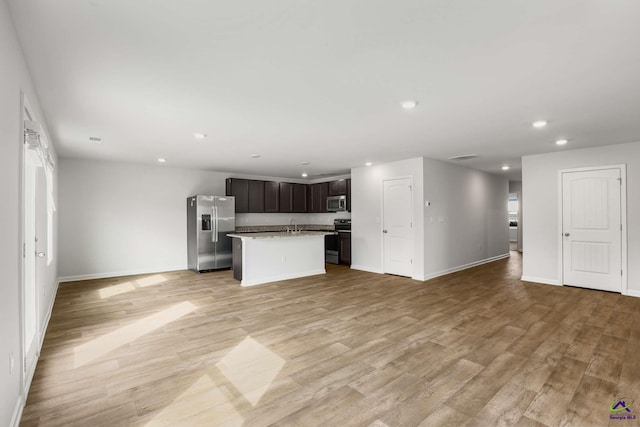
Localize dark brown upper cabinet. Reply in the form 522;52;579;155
279;182;293;213
292;183;307;213
248;180;265;213
226;178;249;213
328;179;348;196
279;182;308;213
228;177;348;214
308;182;328;213
264;181;280;213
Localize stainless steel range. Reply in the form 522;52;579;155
325;218;351;264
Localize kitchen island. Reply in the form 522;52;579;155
227;231;333;287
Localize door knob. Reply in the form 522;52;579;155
564;232;570;237
383;230;388;234
37;252;46;258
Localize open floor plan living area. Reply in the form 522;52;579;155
21;255;640;426
3;1;640;426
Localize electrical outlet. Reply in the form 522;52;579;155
9;353;14;375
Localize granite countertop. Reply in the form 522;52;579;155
228;230;334;239
235;224;335;233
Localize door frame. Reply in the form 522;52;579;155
557;164;627;294
20;94;42;396
380;176;414;277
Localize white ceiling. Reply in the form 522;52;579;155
8;0;640;180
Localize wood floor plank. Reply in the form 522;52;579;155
468;382;537;427
523;356;588;426
380;358;484;426
558;374;617;427
20;253;640;426
446;351;527;417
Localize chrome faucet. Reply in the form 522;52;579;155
289;218;298;233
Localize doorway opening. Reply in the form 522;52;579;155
508;193;519;252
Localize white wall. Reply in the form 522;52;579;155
58;159;229;279
351;157;425;278
522;141;640;295
0;2;58;425
351;156;508;281
422;158;509;280
58;158;350;279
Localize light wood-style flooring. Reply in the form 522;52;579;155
21;253;640;426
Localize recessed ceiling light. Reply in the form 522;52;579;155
89;136;103;144
301;173;308;178
555;139;568;145
301;161;310;165
501;165;510;171
401;100;418;110
157;158;166;163
250;154;261;158
193;133;207;139
532;120;547;128
365;162;373;166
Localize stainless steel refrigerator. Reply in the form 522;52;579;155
187;195;235;272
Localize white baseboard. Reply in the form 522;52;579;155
420;253;511;282
520;275;562;286
58;265;187;283
39;278;60;348
350;264;383;274
13;277;61;427
241;269;326;287
624;289;640;298
11;396;24;427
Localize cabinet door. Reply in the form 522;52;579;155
318;182;328;212
308;182;328;213
339;233;351;265
226;178;249;213
279;182;293;213
346;178;351;212
264;181;280;213
232;238;242;281
292;183;308;213
248;180;265;213
328;179;347;196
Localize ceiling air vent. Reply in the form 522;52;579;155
448;154;478;161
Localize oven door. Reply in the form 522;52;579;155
325;233;339;264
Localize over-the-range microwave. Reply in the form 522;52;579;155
327;195;347;212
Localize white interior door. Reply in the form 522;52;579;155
383;178;413;277
23;147;42;386
562;168;622;292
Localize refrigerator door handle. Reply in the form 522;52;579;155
212;206;218;242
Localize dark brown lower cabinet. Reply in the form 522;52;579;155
339;232;351;265
232;238;242;281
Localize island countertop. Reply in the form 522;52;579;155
229;231;329;286
227;231;335;239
